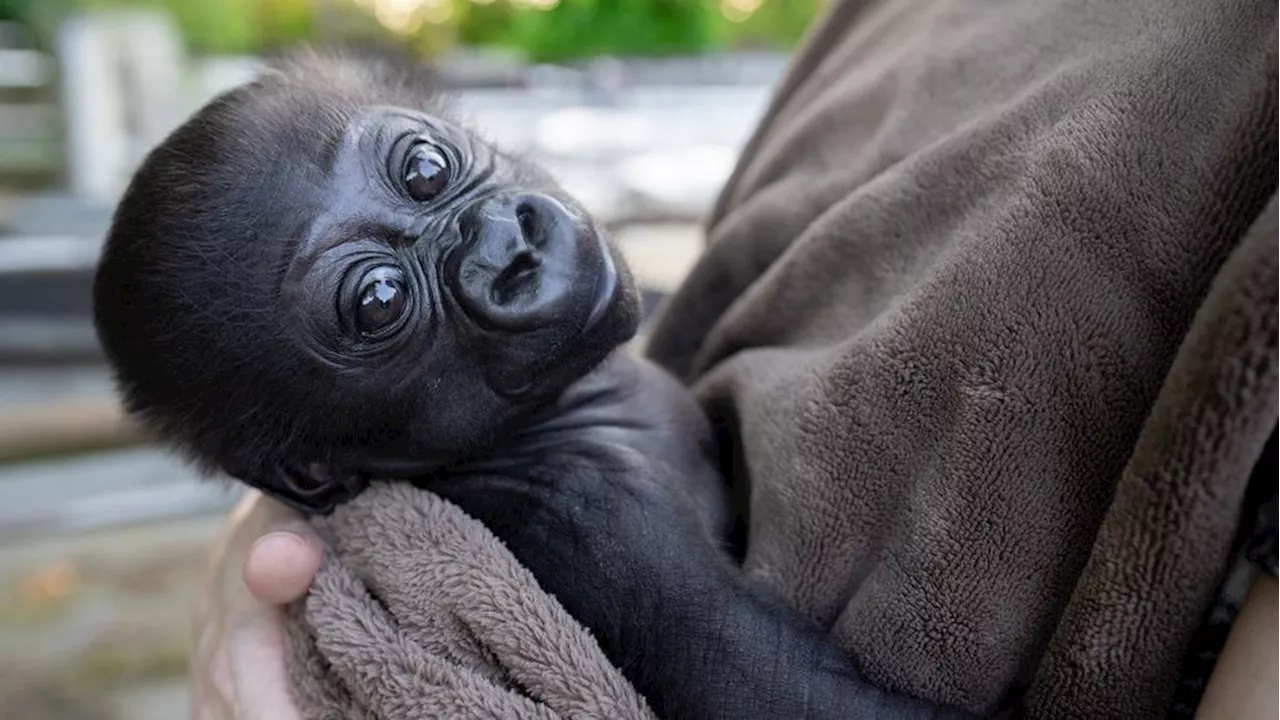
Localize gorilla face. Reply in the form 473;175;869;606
280;105;641;466
93;61;643;511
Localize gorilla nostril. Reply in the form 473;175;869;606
516;203;539;245
491;249;542;305
510;249;541;277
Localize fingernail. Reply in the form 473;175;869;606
252;530;316;556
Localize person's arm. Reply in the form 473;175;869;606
190;491;323;720
1195;575;1278;720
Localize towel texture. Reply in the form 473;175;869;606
644;0;1278;716
284;482;656;720
282;0;1277;717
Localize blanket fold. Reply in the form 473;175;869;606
284;0;1277;717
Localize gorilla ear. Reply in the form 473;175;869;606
227;460;367;516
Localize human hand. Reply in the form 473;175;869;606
1197;576;1278;720
190;490;324;720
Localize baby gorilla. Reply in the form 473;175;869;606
93;53;968;720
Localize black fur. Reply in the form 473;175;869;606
92;50;970;719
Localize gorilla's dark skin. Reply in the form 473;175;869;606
93;54;970;720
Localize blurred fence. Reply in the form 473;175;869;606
0;21;58;190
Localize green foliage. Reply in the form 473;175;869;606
457;0;826;62
119;0;260;54
80;0;316;54
0;0;78;45
1;0;827;60
0;0;313;54
716;0;827;50
0;0;21;22
495;0;720;62
258;0;318;50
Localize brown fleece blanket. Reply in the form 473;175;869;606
282;0;1277;717
645;0;1278;717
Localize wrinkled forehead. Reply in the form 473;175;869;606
239;87;467;168
230;88;360;173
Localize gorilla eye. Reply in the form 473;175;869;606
355;267;409;336
404;145;450;202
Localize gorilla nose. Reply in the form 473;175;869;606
452;193;580;330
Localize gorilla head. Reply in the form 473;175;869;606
93;51;643;511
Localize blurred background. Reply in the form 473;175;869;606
0;0;825;716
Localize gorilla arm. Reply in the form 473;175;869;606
422;359;973;720
427;467;971;720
